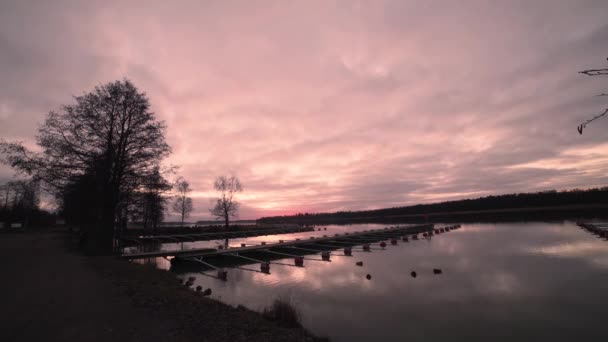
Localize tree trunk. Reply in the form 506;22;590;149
224;213;229;228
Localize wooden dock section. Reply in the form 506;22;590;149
122;224;456;260
577;222;608;238
120;226;314;246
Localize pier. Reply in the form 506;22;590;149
120;226;314;247
124;224;461;264
577;222;608;238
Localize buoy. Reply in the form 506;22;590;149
412;235;418;240
241;243;246;247
261;241;266;245
390;238;398;245
218;245;224;250
294;256;304;267
202;288;212;296
321;251;331;261
196;285;202;292
260;262;271;273
366;274;371;280
402;236;409;242
411;271;417;278
217;270;228;281
344;247;352;256
356;261;363;266
179;279;184;284
423;233;428;237
363;243;371;252
433;268;442;274
188;276;195;282
279;240;284;243
324;227;327;230
380;241;387;248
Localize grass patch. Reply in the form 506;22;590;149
263;297;302;328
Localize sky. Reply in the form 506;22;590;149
1;0;607;221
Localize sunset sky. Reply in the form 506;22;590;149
1;0;607;220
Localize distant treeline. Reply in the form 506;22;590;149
0;180;55;229
257;188;608;224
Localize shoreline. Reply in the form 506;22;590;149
1;230;327;342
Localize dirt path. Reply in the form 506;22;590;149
0;231;323;342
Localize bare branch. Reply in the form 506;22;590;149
577;108;608;135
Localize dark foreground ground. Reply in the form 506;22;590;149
0;231;324;342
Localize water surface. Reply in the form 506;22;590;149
149;222;608;341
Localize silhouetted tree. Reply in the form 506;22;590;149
209;175;243;227
0;80;171;252
577;57;608;134
0;179;43;228
172;177;193;227
135;167;172;230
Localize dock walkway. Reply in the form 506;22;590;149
120;226;314;246
123;224;444;259
577;222;608;238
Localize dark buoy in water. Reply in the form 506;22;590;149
202;288;212;296
366;274;371;280
380;241;387;248
363;243;371;252
196;285;202;292
344;247;353;256
241;243;246;247
188;276;196;282
217;269;228;281
324;227;327;230
321;251;331;261
179;278;184;284
411;271;417;278
433;268;442;274
356;261;363;266
260;262;271;273
294;256;304;267
391;238;398;245
402;236;409;242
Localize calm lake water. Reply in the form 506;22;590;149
143;222;608;341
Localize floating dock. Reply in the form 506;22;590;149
123;224;460;261
120;226;315;246
166;224;462;280
577;222;608;238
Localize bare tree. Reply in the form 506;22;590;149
209;175;243;228
577;57;608;134
172;177;193;227
0;80;171;252
0;179;41;228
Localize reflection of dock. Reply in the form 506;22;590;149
577;222;608;238
121;226;314;247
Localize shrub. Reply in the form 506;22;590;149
262;297;301;328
